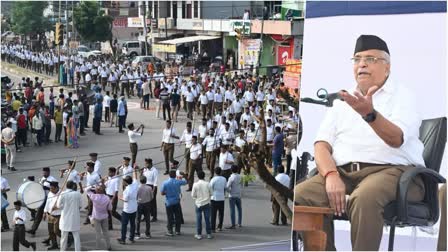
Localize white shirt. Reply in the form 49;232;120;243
219;152;234;170
128;130;142;143
123;180;139;213
44;191;62;216
105;176;120;196
235;136;247;149
256;91;265;101
203;135;220;152
142;167;159;186
103;95;111;107
86;171;101;189
94;160;102;174
220;129;235;145
266;125;275;142
39;175;58;192
1;176;10;191
13;209;27;225
191;180;211;208
64;169;80;183
199;94;209;105
162;128;177;144
120;165;134;177
180;129;197;148
198;125;208;138
240;113;253;125
190;143;202;160
214;93;223;103
206;91;215;101
315;81;425;167
275;173;290;187
243;91;255;102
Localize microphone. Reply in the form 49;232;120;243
300;88;345;107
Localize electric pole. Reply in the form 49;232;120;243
142;1;149;56
256;6;267;77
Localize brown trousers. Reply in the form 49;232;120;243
438;184;447;251
294;165;425;251
48;215;61;245
205;151;217;178
163;143;175;172
188;159;203;189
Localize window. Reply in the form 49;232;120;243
154;1;159;19
129;43;140;48
167;1;171;18
193;1;198;18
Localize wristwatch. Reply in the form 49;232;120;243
362;109;377;123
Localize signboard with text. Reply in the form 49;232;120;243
232;20;251;35
153;44;176;53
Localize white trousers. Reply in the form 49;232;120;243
60;230;81;252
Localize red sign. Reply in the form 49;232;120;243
113;17;127;28
278;46;292;65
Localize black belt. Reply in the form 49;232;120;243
339;162;387;173
51;215;60;218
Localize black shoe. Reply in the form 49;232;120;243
163;171;169;175
30;242;36;251
270;222;279;226
150;218;158;222
47;244;59;250
83;220;91;225
26;229;36;235
186;188;192;192
42;239;50;246
10;167;16;171
225;225;236;229
117;238;125;245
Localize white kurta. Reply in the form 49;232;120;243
57;189;82;232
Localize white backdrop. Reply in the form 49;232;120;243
298;11;446;249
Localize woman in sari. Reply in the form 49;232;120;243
66;112;79;148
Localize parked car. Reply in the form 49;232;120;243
131;55;163;69
77;45;102;59
121;41;150;57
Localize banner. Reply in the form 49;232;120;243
238;39;261;69
278;46;293;65
285;59;301;74
283;71;300;97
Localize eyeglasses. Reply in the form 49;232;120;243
351;56;387;65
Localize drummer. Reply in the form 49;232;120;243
27;167;58;235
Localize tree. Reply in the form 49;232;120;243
73;1;113;43
11;1;50;37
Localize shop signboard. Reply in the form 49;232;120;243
232;20;251;35
153;43;176;53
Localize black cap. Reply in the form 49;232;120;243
49;181;59;187
27;176;35;181
14;201;22;206
123;157;131;161
354;35;389;55
89;153;98;157
86;161;95;167
42;167;50;172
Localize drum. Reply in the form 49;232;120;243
16;182;46;209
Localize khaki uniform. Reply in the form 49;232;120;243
438;184;447;251
294;164;425;251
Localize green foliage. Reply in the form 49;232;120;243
73;1;113;42
11;1;50;35
241;174;257;185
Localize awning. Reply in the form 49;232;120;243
159;35;221;45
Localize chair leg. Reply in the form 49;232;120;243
388;217;397;251
411;226;417;251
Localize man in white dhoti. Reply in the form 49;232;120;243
56;181;82;251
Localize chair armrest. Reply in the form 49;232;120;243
396;165;446;222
